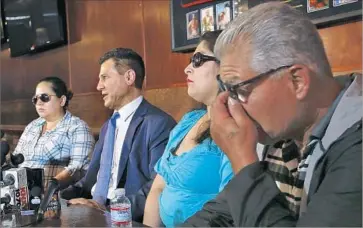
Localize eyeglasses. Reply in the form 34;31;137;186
190;52;220;68
32;93;57;105
217;65;292;102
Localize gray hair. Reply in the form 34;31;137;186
214;2;332;78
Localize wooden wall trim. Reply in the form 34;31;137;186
66;0;73;89
141;0;147;87
0;125;26;132
333;69;362;76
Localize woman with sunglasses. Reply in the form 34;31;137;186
12;76;95;189
143;31;233;227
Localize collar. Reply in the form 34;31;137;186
309;85;348;141
114;96;143;122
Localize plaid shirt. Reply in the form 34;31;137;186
13;111;95;187
264;140;305;217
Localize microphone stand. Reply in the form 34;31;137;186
35;178;60;223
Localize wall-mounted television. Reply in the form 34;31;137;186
1;1;8;44
3;0;67;57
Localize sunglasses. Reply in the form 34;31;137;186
217;65;292;102
190;52;220;68
32;93;57;105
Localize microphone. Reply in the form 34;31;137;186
0;192;13;215
0;186;15;208
59;184;83;200
0;141;10;166
1;194;11;204
1;153;24;182
1;168;29;210
2;168;27;189
36;178;60;222
30;186;41;200
2;154;25;172
29;186;41;209
11;154;24;165
0;174;15;187
25;168;44;210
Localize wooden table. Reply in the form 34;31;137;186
1;200;146;227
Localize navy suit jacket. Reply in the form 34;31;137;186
61;99;176;222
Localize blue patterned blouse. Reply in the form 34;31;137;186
155;110;233;227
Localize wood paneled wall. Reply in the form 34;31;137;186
1;0;362;129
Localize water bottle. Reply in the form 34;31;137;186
110;188;132;227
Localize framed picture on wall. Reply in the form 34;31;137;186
232;0;248;18
171;0;230;52
333;0;358;6
186;10;200;40
171;0;362;53
307;0;329;13
216;1;232;30
200;6;215;33
248;0;362;27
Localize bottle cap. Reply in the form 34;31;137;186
114;188;125;196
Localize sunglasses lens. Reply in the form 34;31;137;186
193;53;202;68
230;92;239;100
40;94;50;102
228;87;242;101
32;94;51;105
32;96;37;105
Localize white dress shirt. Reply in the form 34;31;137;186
91;96;143;200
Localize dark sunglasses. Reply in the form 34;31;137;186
32;93;57;105
217;65;292;101
190;52;220;68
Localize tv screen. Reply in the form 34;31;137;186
4;0;67;57
0;15;4;43
0;1;8;44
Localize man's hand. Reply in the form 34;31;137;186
210;92;259;173
67;198;106;211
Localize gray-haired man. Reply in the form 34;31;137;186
183;2;362;227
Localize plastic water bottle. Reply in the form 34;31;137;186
110;188;132;227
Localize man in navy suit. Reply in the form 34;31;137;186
61;48;176;222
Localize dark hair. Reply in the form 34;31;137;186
195;105;211;144
99;48;145;89
195;31;222;144
38;76;73;111
200;30;223;52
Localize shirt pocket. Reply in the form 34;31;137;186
22;127;42;152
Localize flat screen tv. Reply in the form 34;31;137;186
1;1;8;44
3;0;67;57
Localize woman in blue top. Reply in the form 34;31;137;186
143;31;233;227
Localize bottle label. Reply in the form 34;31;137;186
45;192;61;219
110;206;131;225
46;192;60;212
